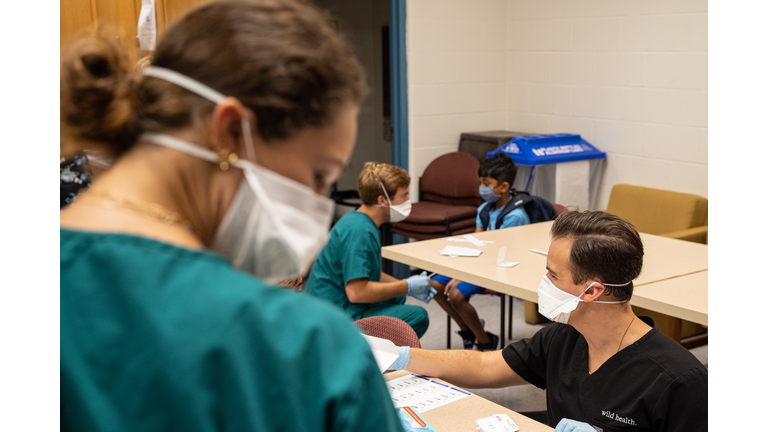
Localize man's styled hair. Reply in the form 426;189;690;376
550;211;644;301
478;153;518;188
357;162;410;206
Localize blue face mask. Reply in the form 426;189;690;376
479;186;501;203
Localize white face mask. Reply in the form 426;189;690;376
378;181;411;223
140;66;334;284
537;275;630;324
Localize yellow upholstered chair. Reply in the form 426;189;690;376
524;185;708;347
607;184;707;345
605;184;707;244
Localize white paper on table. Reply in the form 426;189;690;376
476;414;519;432
361;334;400;373
447;237;494;246
529;248;548;256
439;245;483;257
496;246;519;268
462;234;489;247
386;373;472;413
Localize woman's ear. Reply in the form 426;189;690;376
209;97;255;161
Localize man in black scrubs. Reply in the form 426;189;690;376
388;210;707;432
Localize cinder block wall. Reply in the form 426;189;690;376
407;0;707;209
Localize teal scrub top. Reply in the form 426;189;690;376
305;211;390;319
60;229;402;432
476;202;531;230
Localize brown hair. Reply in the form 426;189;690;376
358;162;410;206
550;211;644;301
60;0;367;158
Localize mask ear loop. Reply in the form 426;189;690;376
378;181;393;207
240;118;256;163
374;165;392;207
582;280;633;304
603;280;633;287
143;66;257;164
144;66;226;102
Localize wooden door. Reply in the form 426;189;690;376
60;0;213;65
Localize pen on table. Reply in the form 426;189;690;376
529;249;548;256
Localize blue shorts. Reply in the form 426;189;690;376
431;274;486;300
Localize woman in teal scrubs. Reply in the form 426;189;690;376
60;1;402;431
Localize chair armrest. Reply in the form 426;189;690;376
660;225;708;244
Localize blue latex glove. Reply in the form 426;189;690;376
420;287;437;303
387;346;411;371
405;271;437;303
555;419;598;432
399;418;433;432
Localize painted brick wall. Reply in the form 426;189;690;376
406;0;509;201
407;0;707;209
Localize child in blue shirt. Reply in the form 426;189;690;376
431;153;530;351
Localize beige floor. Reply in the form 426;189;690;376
406;293;709;414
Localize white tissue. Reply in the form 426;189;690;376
496;246;519;268
440;246;483;258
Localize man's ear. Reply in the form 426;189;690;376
376;194;389;207
583;282;606;303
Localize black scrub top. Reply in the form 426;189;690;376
502;317;707;432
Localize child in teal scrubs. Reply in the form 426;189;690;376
431;153;530;351
59;2;404;430
305;162;436;337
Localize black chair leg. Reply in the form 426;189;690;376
380;223;393;275
508;295;514;340
446;313;451;349
499;294;505;346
